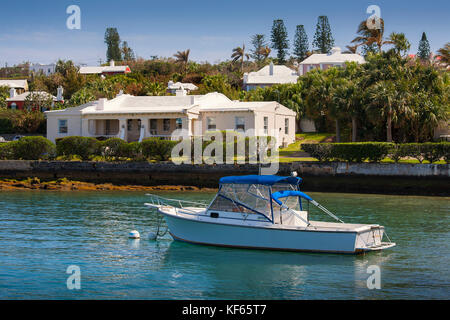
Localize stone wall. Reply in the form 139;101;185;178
0;160;448;196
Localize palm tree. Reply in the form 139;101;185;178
368;80;413;142
437;43;450;67
351;19;391;53
343;45;358;54
258;46;271;61
173;49;190;74
387;32;411;56
231;44;250;73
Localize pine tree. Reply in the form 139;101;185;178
417;32;431;61
271;19;289;63
104;27;122;62
251;34;267;62
293;25;309;61
312;16;335;54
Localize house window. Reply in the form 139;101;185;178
163;119;170;132
127;119;132;131
285;118;289;134
58;119;68;134
176;118;183;129
10;103;17;110
263;117;268;135
207;117;216;130
149;119;157;135
235;117;245;131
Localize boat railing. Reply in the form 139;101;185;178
145;193;208;215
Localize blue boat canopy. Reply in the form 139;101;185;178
219;175;302;186
271;190;313;205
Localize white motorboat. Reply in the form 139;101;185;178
145;175;395;254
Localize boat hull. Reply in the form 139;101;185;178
164;213;360;254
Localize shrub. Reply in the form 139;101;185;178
101;138;127;160
119;142;143;160
56;136;101;160
0;142;14;159
304;142;447;163
421;143;446;164
0;118;14;134
141;138;178;161
11;136;55;160
302;143;333;161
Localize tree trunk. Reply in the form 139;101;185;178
335;119;341;143
386;113;393;142
351;116;357;142
296;117;302;134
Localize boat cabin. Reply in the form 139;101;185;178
206;175;311;227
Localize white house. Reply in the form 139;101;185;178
79;60;131;75
0;79;29;94
45;91;296;148
167;81;198;94
29;63;56;76
299;47;365;75
243;62;299;91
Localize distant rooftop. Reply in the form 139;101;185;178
300;47;365;65
244;62;299;85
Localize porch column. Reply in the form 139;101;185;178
139;117;147;142
118;118;127;140
81;118;90;136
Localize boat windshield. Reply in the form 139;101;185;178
207;183;300;220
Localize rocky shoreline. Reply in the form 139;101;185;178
0;178;213;192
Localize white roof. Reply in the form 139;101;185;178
45;92;296;116
167;81;198;91
300;47;365;65
0;79;28;89
245;64;299;85
79;66;130;74
7;91;57;102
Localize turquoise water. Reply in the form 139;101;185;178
0;191;448;299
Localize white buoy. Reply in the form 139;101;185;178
128;230;140;239
148;232;157;241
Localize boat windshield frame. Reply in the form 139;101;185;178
208;178;304;223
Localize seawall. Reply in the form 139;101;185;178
0;161;448;196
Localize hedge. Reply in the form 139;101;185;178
0;136;56;160
303;142;449;163
141;138;178;161
56;136;101;161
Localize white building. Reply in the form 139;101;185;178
298;47;365;75
167;81;198;94
0;79;29;94
29;63;56;76
243;62;299;91
45;91;296;148
79;60;131;75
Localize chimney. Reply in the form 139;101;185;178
9;88;16;99
175;88;187;97
96;98;107;111
269;62;274;76
110;60;115;67
57;86;64;101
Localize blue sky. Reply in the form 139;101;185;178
0;0;448;66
